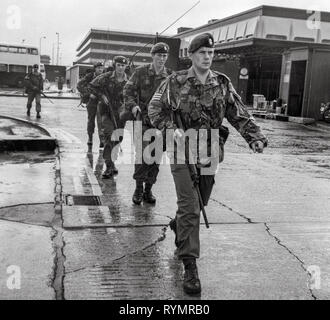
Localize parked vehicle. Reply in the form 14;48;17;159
0;43;40;88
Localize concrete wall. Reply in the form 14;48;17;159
304;48;330;119
279;48;309;108
280;47;330;119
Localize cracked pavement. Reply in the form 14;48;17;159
1;97;330;299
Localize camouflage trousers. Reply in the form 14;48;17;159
170;163;216;260
101;110;122;168
133;124;160;185
27;92;41;113
86;98;104;142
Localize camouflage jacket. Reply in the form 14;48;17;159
76;72;96;99
90;71;128;116
148;67;268;161
123;63;172;126
24;72;43;93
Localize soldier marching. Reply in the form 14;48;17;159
148;33;268;294
89;56;129;178
77;62;105;148
122;42;172;205
24;64;44;119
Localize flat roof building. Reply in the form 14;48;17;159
76;29;176;67
174;5;330;119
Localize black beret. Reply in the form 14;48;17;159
188;33;215;53
94;62;104;68
33;64;39;68
150;42;169;54
113;56;128;65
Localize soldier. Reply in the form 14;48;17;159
122;42;172;205
24;64;43;118
77;62;105;148
148;33;268;295
89;56;129;178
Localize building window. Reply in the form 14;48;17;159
9;65;26;73
0;46;8;52
18;47;27;54
184;48;188;57
180;49;183;57
0;64;8;72
8;47;19;53
27;48;38;55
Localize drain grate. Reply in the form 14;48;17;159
65;195;101;206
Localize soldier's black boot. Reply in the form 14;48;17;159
143;183;156;204
87;134;93;146
183;259;201;295
27;109;31;117
132;181;144;205
102;165;113;179
112;165;119;175
36;112;41;119
169;218;179;248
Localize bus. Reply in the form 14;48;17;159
0;43;40;88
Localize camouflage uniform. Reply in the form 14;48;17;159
90;71;127;170
123;63;172;185
24;71;43;115
77;72;104;144
148;67;268;260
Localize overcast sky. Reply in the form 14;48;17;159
0;0;329;65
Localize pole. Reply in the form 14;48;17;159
56;32;59;65
52;43;54;65
39;36;46;57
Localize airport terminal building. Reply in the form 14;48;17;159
174;5;330;120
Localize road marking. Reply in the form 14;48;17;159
84;157;103;195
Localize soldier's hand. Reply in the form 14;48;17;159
101;95;109;105
251;141;264;153
132;105;141;118
90;94;97;100
173;128;184;143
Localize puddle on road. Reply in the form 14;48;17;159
0;151;55;165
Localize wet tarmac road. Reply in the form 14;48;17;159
1;96;330;300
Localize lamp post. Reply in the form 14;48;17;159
56;32;60;65
39;36;46;56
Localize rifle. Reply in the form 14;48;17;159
40;91;54;104
76;101;86;109
101;95;123;153
174;111;210;229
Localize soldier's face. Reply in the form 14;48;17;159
115;63;126;76
95;66;104;75
190;47;214;71
152;53;168;69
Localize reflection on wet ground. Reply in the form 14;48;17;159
0;151;55;164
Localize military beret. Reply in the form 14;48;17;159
150;42;170;54
188;33;215;53
33;64;39;68
94;61;104;68
113;56;128;65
